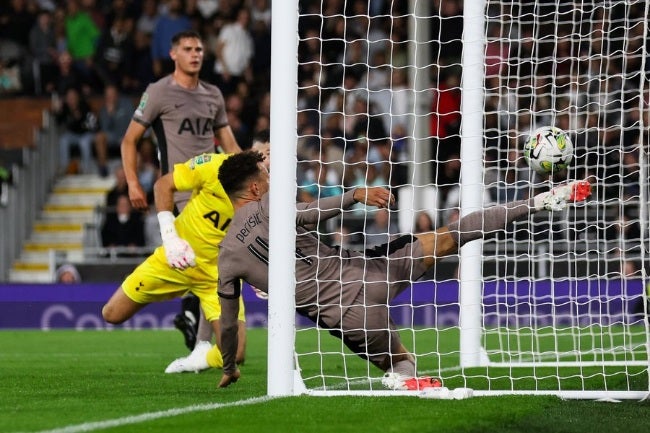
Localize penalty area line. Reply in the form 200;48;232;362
15;396;274;433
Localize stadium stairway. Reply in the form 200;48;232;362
8;174;115;283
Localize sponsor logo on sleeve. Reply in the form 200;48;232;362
135;92;149;117
191;154;212;169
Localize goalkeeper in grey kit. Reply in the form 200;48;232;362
216;151;592;390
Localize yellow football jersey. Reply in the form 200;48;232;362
172;153;234;266
122;152;245;322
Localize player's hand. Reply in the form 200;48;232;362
219;369;241;388
162;236;196;269
353;187;395;209
128;183;148;211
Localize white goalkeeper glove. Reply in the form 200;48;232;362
157;211;196;269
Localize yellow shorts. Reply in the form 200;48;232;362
122;247;245;322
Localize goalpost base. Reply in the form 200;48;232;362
301;389;649;401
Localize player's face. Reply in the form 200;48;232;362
171;37;204;75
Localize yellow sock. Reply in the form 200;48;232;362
206;345;223;368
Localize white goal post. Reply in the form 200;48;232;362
268;0;650;399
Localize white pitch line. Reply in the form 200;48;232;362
14;396;274;433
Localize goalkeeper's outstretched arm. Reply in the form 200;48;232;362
218;294;240;387
296;187;395;227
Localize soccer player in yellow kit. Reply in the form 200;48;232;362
102;152;246;371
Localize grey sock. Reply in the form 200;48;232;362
447;198;536;248
391;359;416;377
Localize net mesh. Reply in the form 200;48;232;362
290;0;649;396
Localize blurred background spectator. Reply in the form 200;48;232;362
0;0;643;263
151;0;191;78
55;263;82;283
414;211;435;234
64;0;101;91
94;84;135;176
52;86;99;175
94;15;134;91
29;9;58;95
363;208;398;248
211;6;253;95
106;166;129;207
101;194;145;251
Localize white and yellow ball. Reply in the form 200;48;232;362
523;126;573;175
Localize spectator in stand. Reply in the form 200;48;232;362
0;0;36;49
64;0;101;91
94;15;135;90
135;0;160;36
106;166;128;207
52;51;84;96
29;9;59;94
94;84;135;177
364;208;398;248
253;115;269;141
298;162;343;203
55;263;82;283
0;41;24;95
250;0;271;28
256;90;271;125
81;0;106;31
127;29;155;94
135;137;159;195
53;86;99;175
371;68;412;138
297;28;321;84
429;66;462;183
52;6;68;53
102;0;137;30
414;211;436;234
606;208;641;249
143;200;162;248
151;0;191;78
101;194;145;250
234;80;259;131
249;1;271;90
212;7;253;95
431;0;463;62
225;92;250;147
345;96;388;143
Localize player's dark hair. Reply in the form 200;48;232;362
171;30;202;46
219;151;266;196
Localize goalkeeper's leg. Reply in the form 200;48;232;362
416;179;592;265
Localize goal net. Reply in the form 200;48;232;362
268;0;650;399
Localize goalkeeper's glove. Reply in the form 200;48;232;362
157;211;196;269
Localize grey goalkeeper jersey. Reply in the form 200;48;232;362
218;190;366;326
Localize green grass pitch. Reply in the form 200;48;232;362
1;329;649;433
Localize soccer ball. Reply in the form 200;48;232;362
523;126;573;175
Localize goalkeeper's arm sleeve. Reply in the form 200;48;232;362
296;190;356;225
219;296;240;375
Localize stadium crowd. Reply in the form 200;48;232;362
0;0;646;264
